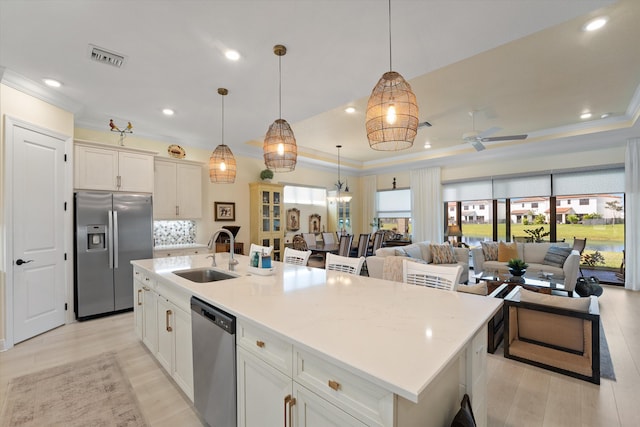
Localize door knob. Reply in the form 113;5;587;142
16;259;34;266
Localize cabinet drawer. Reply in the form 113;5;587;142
294;349;393;427
237;321;293;376
134;267;156;289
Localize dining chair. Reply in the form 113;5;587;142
302;233;317;248
338;234;354;257
249;243;273;256
322;232;336;245
325;253;365;275
283;247;312;266
371;231;385;255
292;234;308;250
350;233;371;257
402;260;462;291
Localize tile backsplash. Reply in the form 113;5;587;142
154;220;196;246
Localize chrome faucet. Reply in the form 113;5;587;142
208;229;239;271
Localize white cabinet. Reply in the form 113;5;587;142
133;267;194;401
237;347;292;427
74;140;155;192
154;158;203;219
237;321;387;427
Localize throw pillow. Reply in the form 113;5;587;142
403;244;423;260
430;242;457;264
481;241;498;261
450;394;476;427
497;241;518;262
394;248;408;256
457;281;488;296
543;246;573;268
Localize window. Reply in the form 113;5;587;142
531;202;538;208
376;189;411;234
284;185;326;206
579;198;589;205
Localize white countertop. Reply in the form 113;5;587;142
153;243;208;251
132;253;502;402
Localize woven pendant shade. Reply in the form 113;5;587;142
209;87;237;183
366;71;419;151
209;143;236;183
263;44;297;172
264;118;297;172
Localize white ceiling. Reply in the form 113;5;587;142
1;0;639;172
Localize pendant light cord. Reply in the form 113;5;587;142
278;54;282;120
388;0;392;71
221;93;225;147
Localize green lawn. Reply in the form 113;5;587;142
462;223;624;268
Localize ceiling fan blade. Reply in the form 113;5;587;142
481;134;528;142
477;126;501;139
470;140;486;151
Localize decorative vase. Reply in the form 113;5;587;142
509;268;526;283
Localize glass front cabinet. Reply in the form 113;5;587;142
249;182;284;261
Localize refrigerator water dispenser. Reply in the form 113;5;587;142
86;225;106;250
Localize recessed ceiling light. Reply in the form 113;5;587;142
580;112;592;120
225;50;241;61
345;107;356;114
43;78;62;88
584;17;607;32
600;113;611;119
162;108;175;116
424;141;431;149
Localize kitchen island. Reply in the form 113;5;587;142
132;253;501;427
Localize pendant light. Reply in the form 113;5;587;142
365;0;419;151
263;44;297;172
209;88;237;183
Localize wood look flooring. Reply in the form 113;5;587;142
1;285;639;426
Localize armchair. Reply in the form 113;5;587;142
503;287;600;384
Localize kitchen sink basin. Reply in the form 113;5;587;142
173;268;236;283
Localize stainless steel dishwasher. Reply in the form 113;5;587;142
191;296;236;427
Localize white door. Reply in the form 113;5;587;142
12;125;66;343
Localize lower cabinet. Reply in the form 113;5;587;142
237;321;387;427
133;267;194;401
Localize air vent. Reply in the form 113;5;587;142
88;44;126;68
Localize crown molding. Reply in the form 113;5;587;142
0;67;83;113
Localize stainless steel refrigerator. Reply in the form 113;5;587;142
74;191;153;320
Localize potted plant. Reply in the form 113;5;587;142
260;169;274;182
507;258;528;283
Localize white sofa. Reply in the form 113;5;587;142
471;242;580;294
366;241;470;284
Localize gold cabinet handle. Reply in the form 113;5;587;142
288;396;296;426
166;310;173;332
328;380;341;391
142;286;150;291
256;340;265;348
137;289;142;306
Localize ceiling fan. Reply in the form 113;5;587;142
463;111;527;151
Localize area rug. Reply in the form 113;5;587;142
0;352;147;427
600;322;616;381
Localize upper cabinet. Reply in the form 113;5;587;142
154;158;203;219
74;140;155;193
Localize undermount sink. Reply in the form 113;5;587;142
173;267;236;283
